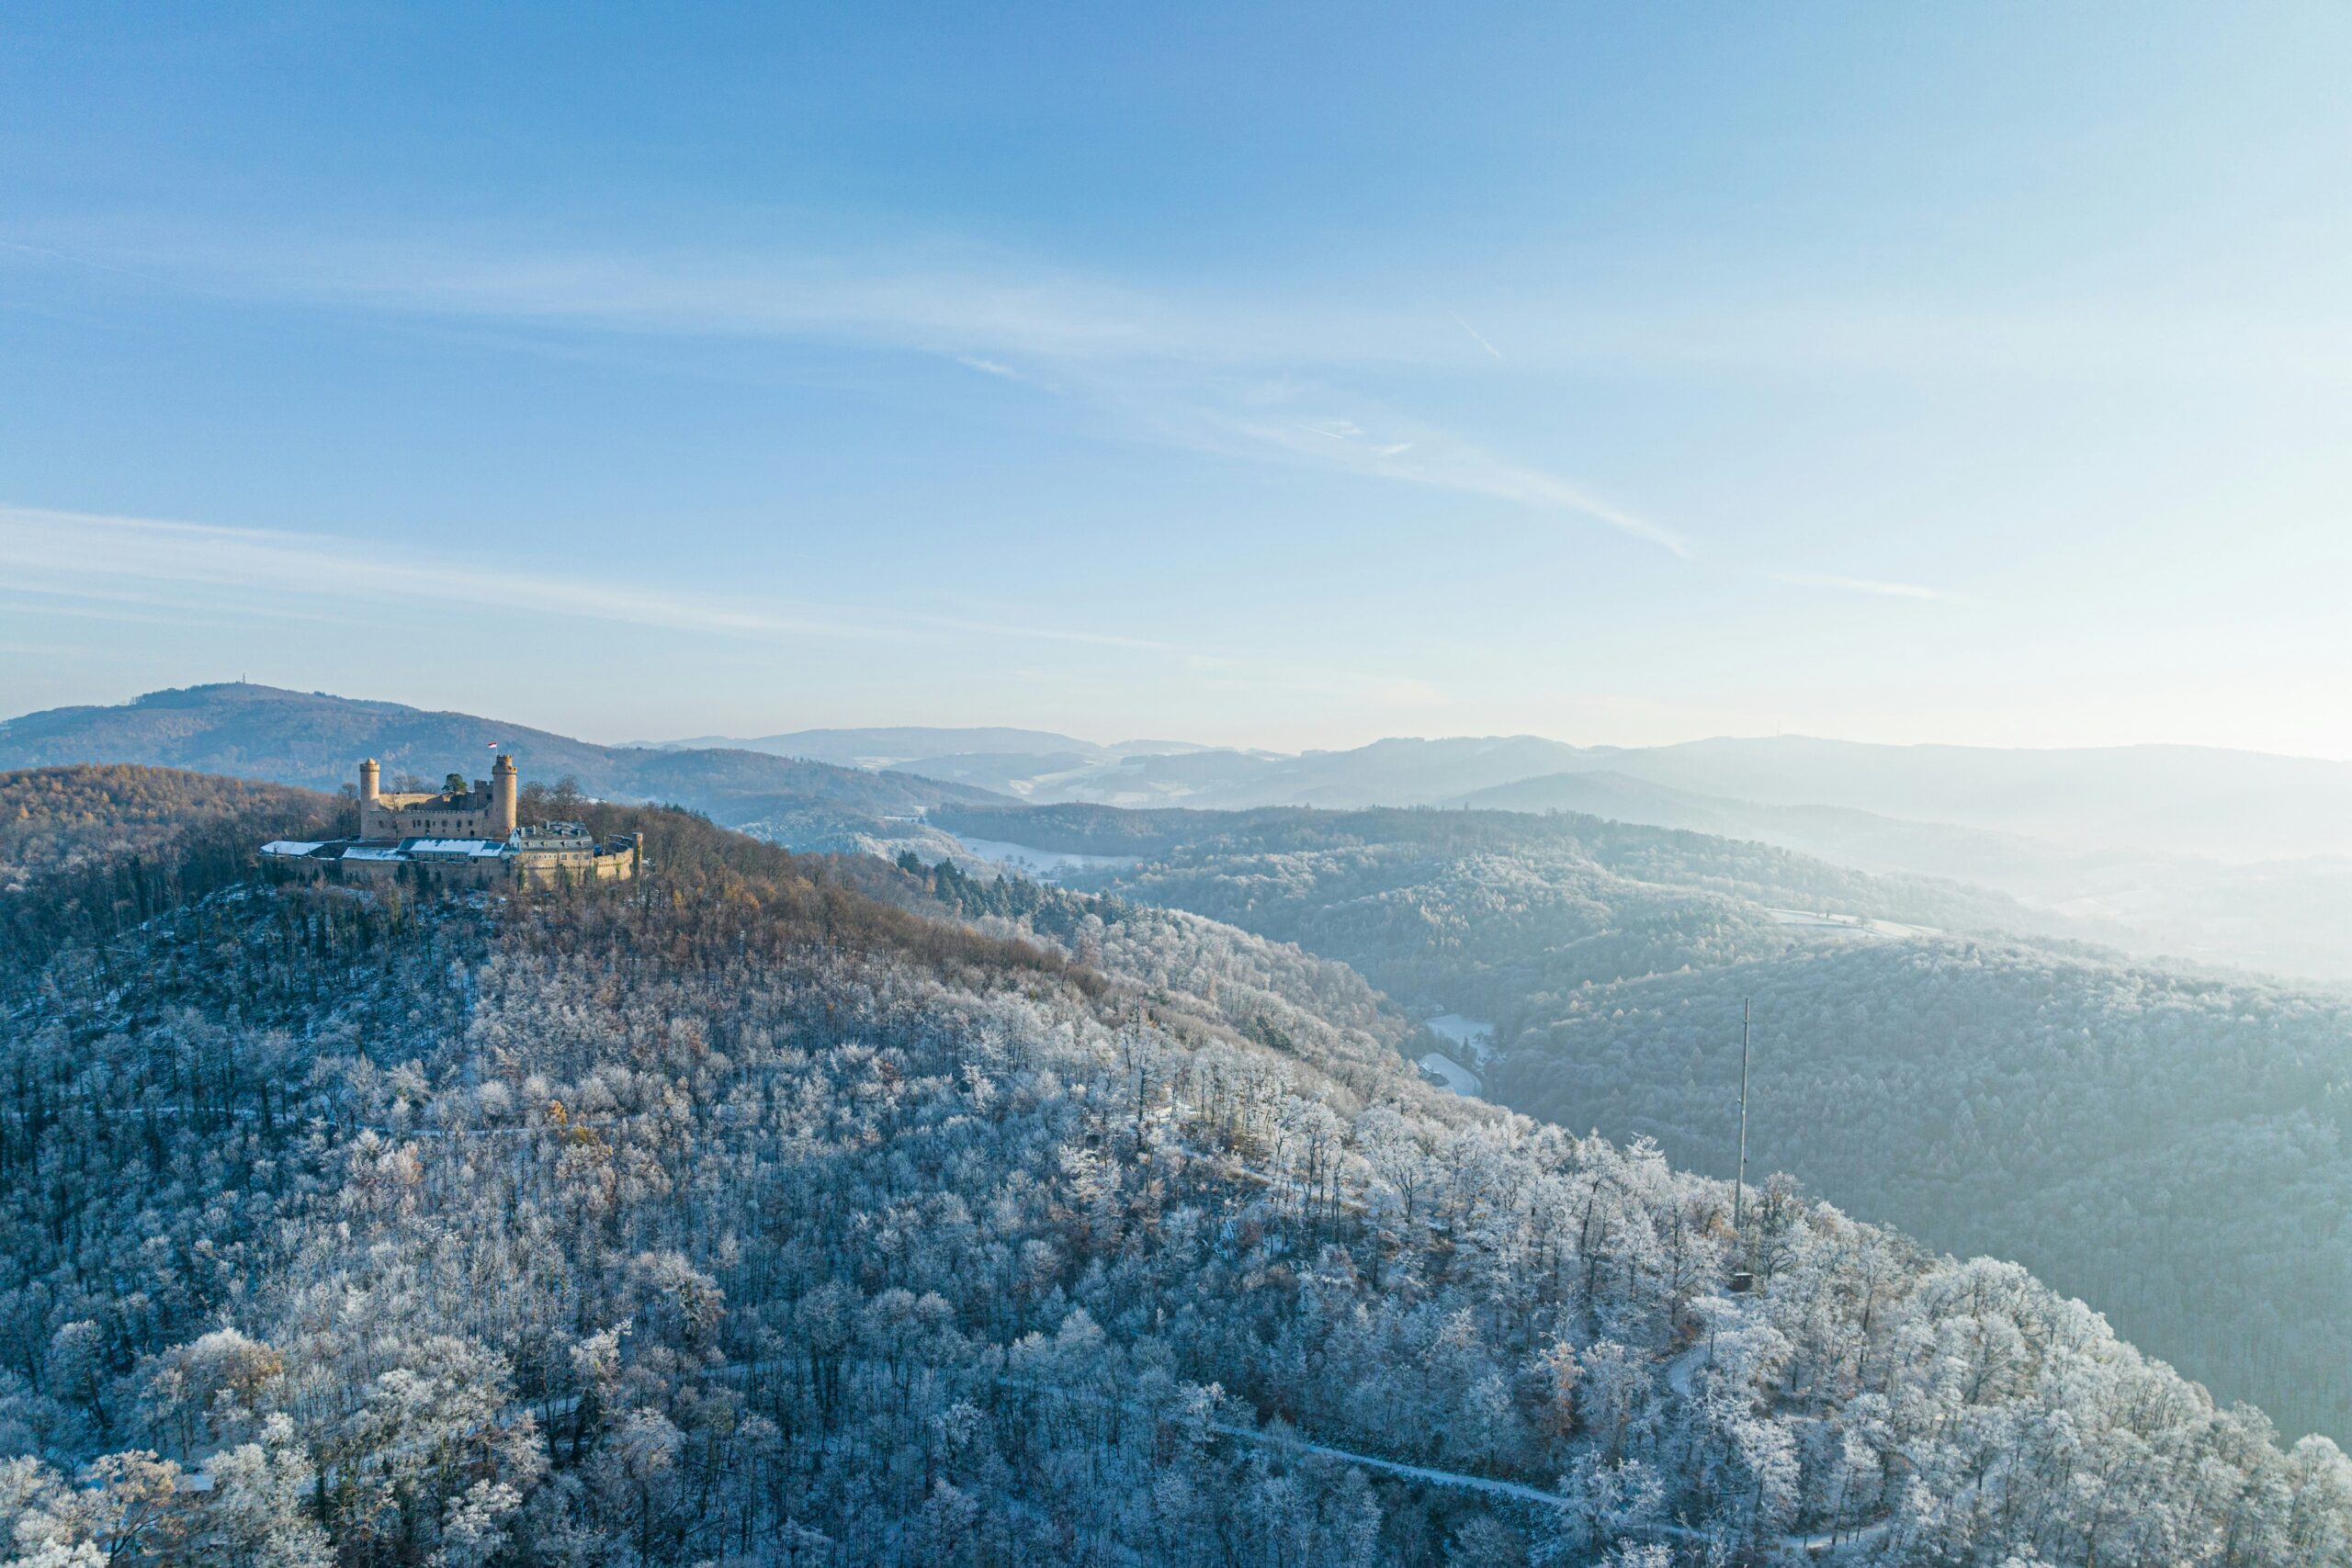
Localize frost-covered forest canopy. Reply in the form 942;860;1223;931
928;803;2352;1450
5;768;2349;1565
0;766;345;894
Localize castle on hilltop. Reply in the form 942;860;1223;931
359;754;518;840
262;756;640;884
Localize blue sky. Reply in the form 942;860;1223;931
3;4;2348;754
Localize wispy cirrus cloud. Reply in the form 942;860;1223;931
0;503;1489;711
1184;390;1957;599
13;222;1210;364
1448;310;1503;361
18;217;2331;379
1770;571;1959;602
10;502;1614;704
3;222;1970;598
1189;397;1691;557
0;505;1188;654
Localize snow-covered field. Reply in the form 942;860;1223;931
1418;1013;1492;1094
1425;1011;1494;1048
1766;908;1940;940
1416;1052;1481;1097
1425;1011;1496;1065
950;835;1140;880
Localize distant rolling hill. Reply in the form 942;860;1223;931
1121;734;2352;861
783;726;2352;864
1165;735;1589;808
1460;768;2352;985
1553;735;2352;862
899;735;1585;809
652;724;1112;767
0;683;1008;830
916;733;2352;980
641;725;1255;803
649;731;1595;810
639;723;1225;768
30;691;2351;979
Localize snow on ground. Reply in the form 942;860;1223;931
1426;1012;1495;1057
1766;908;1940;940
1417;1052;1482;1097
1419;1013;1492;1095
950;835;1141;880
1426;1013;1494;1047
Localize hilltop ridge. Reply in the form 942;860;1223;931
0;683;1008;829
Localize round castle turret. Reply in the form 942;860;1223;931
358;758;380;804
492;753;519;835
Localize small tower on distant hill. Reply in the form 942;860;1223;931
359;758;380;805
492;753;519;835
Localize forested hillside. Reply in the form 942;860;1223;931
935;801;2352;1446
0;765;348;968
3;788;2343;1563
1;765;344;890
934;804;2056;1019
1484;941;2352;1449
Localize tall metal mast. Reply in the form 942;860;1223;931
1734;997;1751;1235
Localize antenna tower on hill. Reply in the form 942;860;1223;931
1735;996;1751;1232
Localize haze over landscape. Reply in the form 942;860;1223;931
6;6;2352;1566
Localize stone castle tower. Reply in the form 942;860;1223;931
492;752;518;834
358;754;521;840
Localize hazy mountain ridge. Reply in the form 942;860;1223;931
1158;733;2352;863
3;784;2345;1563
1574;735;2352;860
923;729;2352;984
26;692;2350;982
1462;769;2352;984
653;724;1112;765
642;728;2352;971
639;725;1231;769
0;684;1008;829
683;725;2352;865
